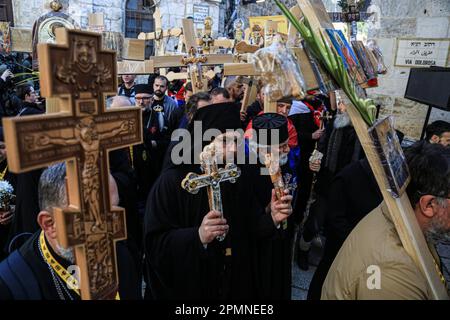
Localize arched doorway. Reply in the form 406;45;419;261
125;0;155;58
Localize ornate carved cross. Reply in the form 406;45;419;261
150;19;234;93
2;29;143;300
181;143;241;241
138;7;183;56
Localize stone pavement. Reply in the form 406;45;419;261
292;239;324;300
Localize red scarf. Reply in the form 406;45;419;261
304;101;324;128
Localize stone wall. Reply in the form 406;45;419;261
366;0;450;139
11;0;226;51
11;0;123;31
158;0;223;51
237;0;450;140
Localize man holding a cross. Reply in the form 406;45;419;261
144;103;293;299
0;163;141;300
322;141;450;299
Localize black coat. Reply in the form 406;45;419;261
7;102;46;250
0;231;141;300
307;159;382;300
143;163;281;300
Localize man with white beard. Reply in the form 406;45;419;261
247;113;296;299
297;102;365;271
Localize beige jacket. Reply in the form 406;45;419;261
321;203;445;300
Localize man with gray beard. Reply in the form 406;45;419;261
297;102;365;270
322;141;450;299
0;163;141;299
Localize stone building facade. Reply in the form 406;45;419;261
238;0;450;140
11;0;225;36
7;0;450;139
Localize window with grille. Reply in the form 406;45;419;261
125;0;155;58
0;0;14;25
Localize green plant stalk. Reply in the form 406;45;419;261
275;0;375;126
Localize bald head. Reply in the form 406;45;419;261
107;96;133;109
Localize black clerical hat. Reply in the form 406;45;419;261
189;102;241;134
252;113;289;146
134;84;153;94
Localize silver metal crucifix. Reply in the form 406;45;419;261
181;143;241;241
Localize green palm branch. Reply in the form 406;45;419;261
275;0;376;126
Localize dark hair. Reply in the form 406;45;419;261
154;75;169;87
168;67;181;73
16;84;33;100
185;82;193;92
185;92;211;119
405;140;450;206
210;87;231;99
425;120;450;141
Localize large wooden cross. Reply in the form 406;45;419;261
138;7;183;56
196;17;234;55
149;19;234;93
2;29;143;300
295;0;448;299
181;142;241;241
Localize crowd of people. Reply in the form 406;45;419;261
0;63;448;300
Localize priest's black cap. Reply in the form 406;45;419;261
188;102;241;135
134;84;153;94
252;113;289;146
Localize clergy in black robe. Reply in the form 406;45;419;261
0;127;16;261
0;163;141;300
288;97;325;223
7;100;45;251
143;103;293;300
307;158;382;299
247;113;295;299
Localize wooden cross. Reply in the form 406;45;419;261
138;7;183;56
149;19;234;93
196;17;234;55
2;29;143;300
294;0;448;299
181;142;241;241
235;76;258;113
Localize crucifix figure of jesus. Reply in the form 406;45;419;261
150;19;234;93
2;28;142;300
181;142;241;241
33;117;134;230
138;7;183;56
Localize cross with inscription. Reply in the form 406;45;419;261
2;29;143;300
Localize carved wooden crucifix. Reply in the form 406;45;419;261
2;29;143;300
181;142;241;241
149;19;234;93
138;7;183;56
196;16;234;55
